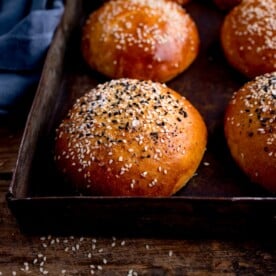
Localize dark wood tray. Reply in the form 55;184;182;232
7;0;276;237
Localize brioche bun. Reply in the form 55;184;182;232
224;72;276;192
221;0;276;78
81;0;199;82
172;0;190;5
55;79;207;196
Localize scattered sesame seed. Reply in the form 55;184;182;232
121;240;126;246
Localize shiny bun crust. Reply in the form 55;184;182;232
221;0;276;78
55;79;207;196
81;0;199;83
224;72;276;192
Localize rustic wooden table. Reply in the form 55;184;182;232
0;124;275;275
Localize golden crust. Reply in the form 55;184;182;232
81;0;199;83
55;79;207;196
221;0;276;78
224;72;276;192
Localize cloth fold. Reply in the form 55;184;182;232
0;0;64;119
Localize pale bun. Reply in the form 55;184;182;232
55;79;207;196
81;0;199;83
221;0;276;78
224;72;276;192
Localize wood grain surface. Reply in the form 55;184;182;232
0;126;276;275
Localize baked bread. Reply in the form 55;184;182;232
171;0;190;5
81;0;199;83
55;78;207;196
224;72;276;192
220;0;276;78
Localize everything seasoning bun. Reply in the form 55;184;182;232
220;0;276;78
224;72;276;192
55;79;207;196
81;0;199;83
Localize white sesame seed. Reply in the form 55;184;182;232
121;240;126;246
141;171;148;177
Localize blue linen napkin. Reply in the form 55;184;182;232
0;0;64;120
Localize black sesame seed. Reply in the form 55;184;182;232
179;108;187;118
150;132;159;141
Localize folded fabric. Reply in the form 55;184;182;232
0;0;64;120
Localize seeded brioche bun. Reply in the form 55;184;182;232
220;0;276;78
172;0;190;5
55;79;207;196
224;72;276;192
81;0;199;83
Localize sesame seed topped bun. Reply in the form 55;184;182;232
81;0;199;83
220;0;276;78
224;72;276;192
54;78;207;196
171;0;191;5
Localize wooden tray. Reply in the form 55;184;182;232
7;0;276;237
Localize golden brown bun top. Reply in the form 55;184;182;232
224;72;276;191
81;0;199;82
55;78;207;196
221;0;276;78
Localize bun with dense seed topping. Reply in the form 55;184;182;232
220;0;276;78
224;72;276;192
81;0;199;83
54;79;207;196
171;0;190;5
